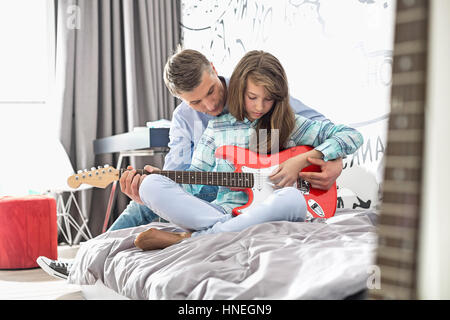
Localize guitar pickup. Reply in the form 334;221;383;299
297;179;310;195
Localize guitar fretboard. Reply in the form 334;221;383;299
369;0;429;300
121;169;255;189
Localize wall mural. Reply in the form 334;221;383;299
181;0;396;211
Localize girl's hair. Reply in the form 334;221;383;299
228;50;295;154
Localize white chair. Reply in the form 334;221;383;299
49;141;93;245
47;186;93;246
25;138;93;245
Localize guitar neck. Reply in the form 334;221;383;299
67;163;310;190
122;169;254;189
369;0;429;300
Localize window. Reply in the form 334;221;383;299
0;0;51;103
0;0;56;195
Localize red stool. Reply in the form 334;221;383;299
0;195;58;269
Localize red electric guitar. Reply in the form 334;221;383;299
67;145;337;219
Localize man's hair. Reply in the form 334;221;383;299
164;47;213;97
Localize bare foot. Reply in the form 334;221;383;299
134;228;191;251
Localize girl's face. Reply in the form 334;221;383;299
244;78;275;122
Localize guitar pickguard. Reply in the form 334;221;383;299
236;165;313;215
237;165;279;215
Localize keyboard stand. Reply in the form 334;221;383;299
102;149;168;233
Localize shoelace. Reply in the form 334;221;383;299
51;261;71;268
50;261;72;274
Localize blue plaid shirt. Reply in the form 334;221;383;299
184;113;363;214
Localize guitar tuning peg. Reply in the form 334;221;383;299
84;169;88;172
97;166;103;169
104;164;110;168
77;170;83;174
91;167;96;171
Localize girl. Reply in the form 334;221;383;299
134;51;363;250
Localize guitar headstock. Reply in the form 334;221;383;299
67;165;119;189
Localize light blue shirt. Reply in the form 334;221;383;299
163;77;329;171
184;113;363;214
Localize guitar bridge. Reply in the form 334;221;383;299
297;179;310;195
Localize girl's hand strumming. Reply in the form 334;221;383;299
269;155;308;189
269;149;325;189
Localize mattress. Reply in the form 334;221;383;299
81;279;130;300
69;208;377;300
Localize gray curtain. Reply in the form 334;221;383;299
54;0;180;238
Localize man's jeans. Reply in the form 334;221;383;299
108;185;218;231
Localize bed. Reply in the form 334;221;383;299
67;208;377;300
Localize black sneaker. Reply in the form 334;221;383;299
36;256;72;280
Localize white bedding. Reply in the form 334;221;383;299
68;209;377;300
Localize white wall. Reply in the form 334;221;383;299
181;0;397;209
418;0;450;300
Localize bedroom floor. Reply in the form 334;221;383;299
0;245;84;300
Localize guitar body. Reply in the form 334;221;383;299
215;145;337;219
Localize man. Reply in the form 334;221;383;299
37;48;342;279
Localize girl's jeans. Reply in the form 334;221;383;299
108;184;218;231
137;175;306;237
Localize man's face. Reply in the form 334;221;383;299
178;68;226;116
